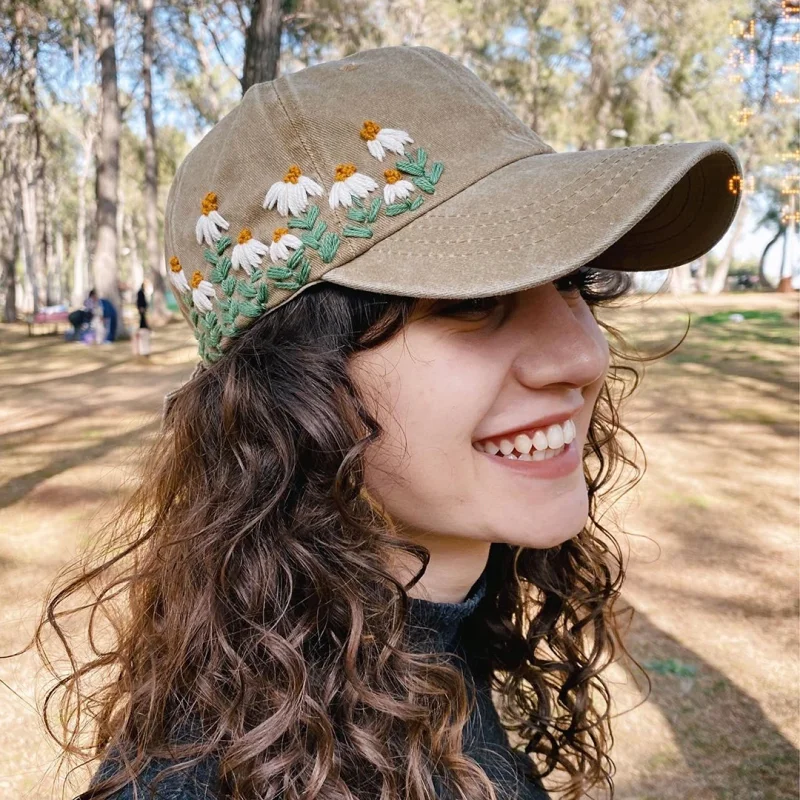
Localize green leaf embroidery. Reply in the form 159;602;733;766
221;275;236;296
288;204;320;230
237;281;258;299
319;232;340;263
413;175;436;194
342;225;372;238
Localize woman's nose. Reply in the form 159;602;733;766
508;284;610;390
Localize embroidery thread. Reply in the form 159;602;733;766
359;120;413;161
329;163;379;210
231;228;269;276
195;192;230;245
264;165;324;217
182;128;445;363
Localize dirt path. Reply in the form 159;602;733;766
0;293;797;800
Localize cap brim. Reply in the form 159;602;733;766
321;140;742;298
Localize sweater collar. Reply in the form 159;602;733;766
405;568;488;654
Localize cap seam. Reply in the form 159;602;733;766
627;151;740;253
270;80;359;261
416;143;694;223
358;146;665;256
407;148;640;229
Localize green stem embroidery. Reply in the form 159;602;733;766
395;147;445;193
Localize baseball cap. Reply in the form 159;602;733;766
164;45;743;365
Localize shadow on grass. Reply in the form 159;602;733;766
0;418;161;511
617;603;798;800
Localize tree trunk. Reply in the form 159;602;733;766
0;191;18;321
16;7;41;313
0;117;20;322
94;0;123;318
141;0;169;323
73;131;93;307
707;198;749;295
777;221;796;293
18;162;39;312
54;220;65;303
758;227;782;290
668;262;694;294
242;0;284;92
125;212;143;290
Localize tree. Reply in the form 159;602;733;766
93;0;123;318
141;0;169;323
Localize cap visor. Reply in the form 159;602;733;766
322;140;742;298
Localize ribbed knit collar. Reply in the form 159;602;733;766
405;567;488;654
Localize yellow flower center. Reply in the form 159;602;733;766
272;227;289;243
169;255;182;273
360;120;381;141
201;191;218;215
190;271;204;289
284;165;302;184
334;163;358;182
238;228;252;244
384;168;402;184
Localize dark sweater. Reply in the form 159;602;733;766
81;571;549;799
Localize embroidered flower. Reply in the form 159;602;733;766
231;228;269;276
195;192;230;246
383;168;416;204
168;256;190;294
264;165;324;217
269;227;303;263
190;270;216;313
329;163;378;210
360;120;413;161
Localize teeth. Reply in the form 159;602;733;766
514;433;532;455
475;418;576;458
532;429;549;451
546;423;564;450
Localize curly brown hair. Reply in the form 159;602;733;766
14;266;675;800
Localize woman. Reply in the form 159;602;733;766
25;46;742;800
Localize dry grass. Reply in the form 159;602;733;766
0;292;797;800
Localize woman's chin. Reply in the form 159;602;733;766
488;498;589;549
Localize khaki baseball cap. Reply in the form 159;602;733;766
164;44;743;364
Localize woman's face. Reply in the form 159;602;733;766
348;280;610;599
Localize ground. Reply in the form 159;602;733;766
0;291;797;800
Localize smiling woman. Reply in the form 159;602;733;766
14;43;743;800
26;267;663;800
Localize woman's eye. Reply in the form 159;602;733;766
554;270;589;296
435;296;503;318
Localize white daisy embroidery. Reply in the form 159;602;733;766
263;165;324;217
360;120;413;161
269;227;303;263
168;256;190;294
329;163;378;210
190;270;216;313
195;192;230;246
382;168;416;204
231;228;269;276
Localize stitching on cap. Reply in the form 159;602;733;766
270;81;359;259
418;149;626;222
376;146;660;247
364;146;664;256
630;151;740;254
627;151;705;253
410;148;643;229
625;159;697;248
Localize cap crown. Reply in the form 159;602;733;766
165;45;555;362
